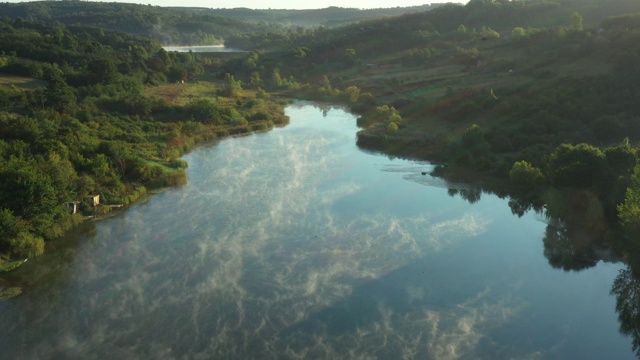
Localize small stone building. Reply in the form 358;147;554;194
86;194;100;207
68;201;80;214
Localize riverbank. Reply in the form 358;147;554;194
0;78;290;278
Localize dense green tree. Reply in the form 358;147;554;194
0;162;58;234
547;143;606;189
7;232;45;258
271;68;283;87
599;139;639;216
344;48;357;65
39;151;78;203
250;71;262;86
509;160;545;189
124;95;154;117
187;98;223;124
605;138;637;177
167;66;188;83
221;73;242;97
452;124;492;169
387;121;398;133
243;51;261;71
618;165;640;228
570;12;583;32
43;65;76;113
88;58;118;84
292;47;310;59
342;86;360;103
0;209;27;253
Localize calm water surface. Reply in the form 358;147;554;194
0;102;634;359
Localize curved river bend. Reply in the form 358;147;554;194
0;102;634;359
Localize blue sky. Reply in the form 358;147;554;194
3;0;467;10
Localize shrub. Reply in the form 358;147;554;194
509;160;546;188
9;232;45;258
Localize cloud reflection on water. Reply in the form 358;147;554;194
0;104;560;359
147;104;513;358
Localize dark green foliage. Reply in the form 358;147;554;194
0;209;30;254
603;139;638;202
547;143;606;188
509;160;545;189
43;65;76;114
88;58;118;85
618;166;640;229
0;162;58;231
167;66;188;83
7;232;45;259
0;1;264;46
450;124;493;170
187;99;224;124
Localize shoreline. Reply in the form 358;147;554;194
0;99;292;279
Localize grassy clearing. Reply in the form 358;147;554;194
145;81;225;106
145;82;190;104
0;73;46;89
145;81;265;108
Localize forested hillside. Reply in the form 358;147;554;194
0;2;445;45
0;18;287;262
186;4;442;27
0;1;269;45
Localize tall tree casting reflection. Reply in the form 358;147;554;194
451;184;640;357
611;266;640;358
542;220;599;271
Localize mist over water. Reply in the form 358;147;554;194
163;45;244;52
0;102;633;359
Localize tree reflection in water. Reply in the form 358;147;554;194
447;186;482;204
538;189;612;271
611;266;640;358
448;182;640;357
542;219;599;271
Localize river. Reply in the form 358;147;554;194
0;102;635;359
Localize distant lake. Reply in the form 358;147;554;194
0;102;635;359
163;45;244;52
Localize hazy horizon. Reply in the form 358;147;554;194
0;0;468;11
